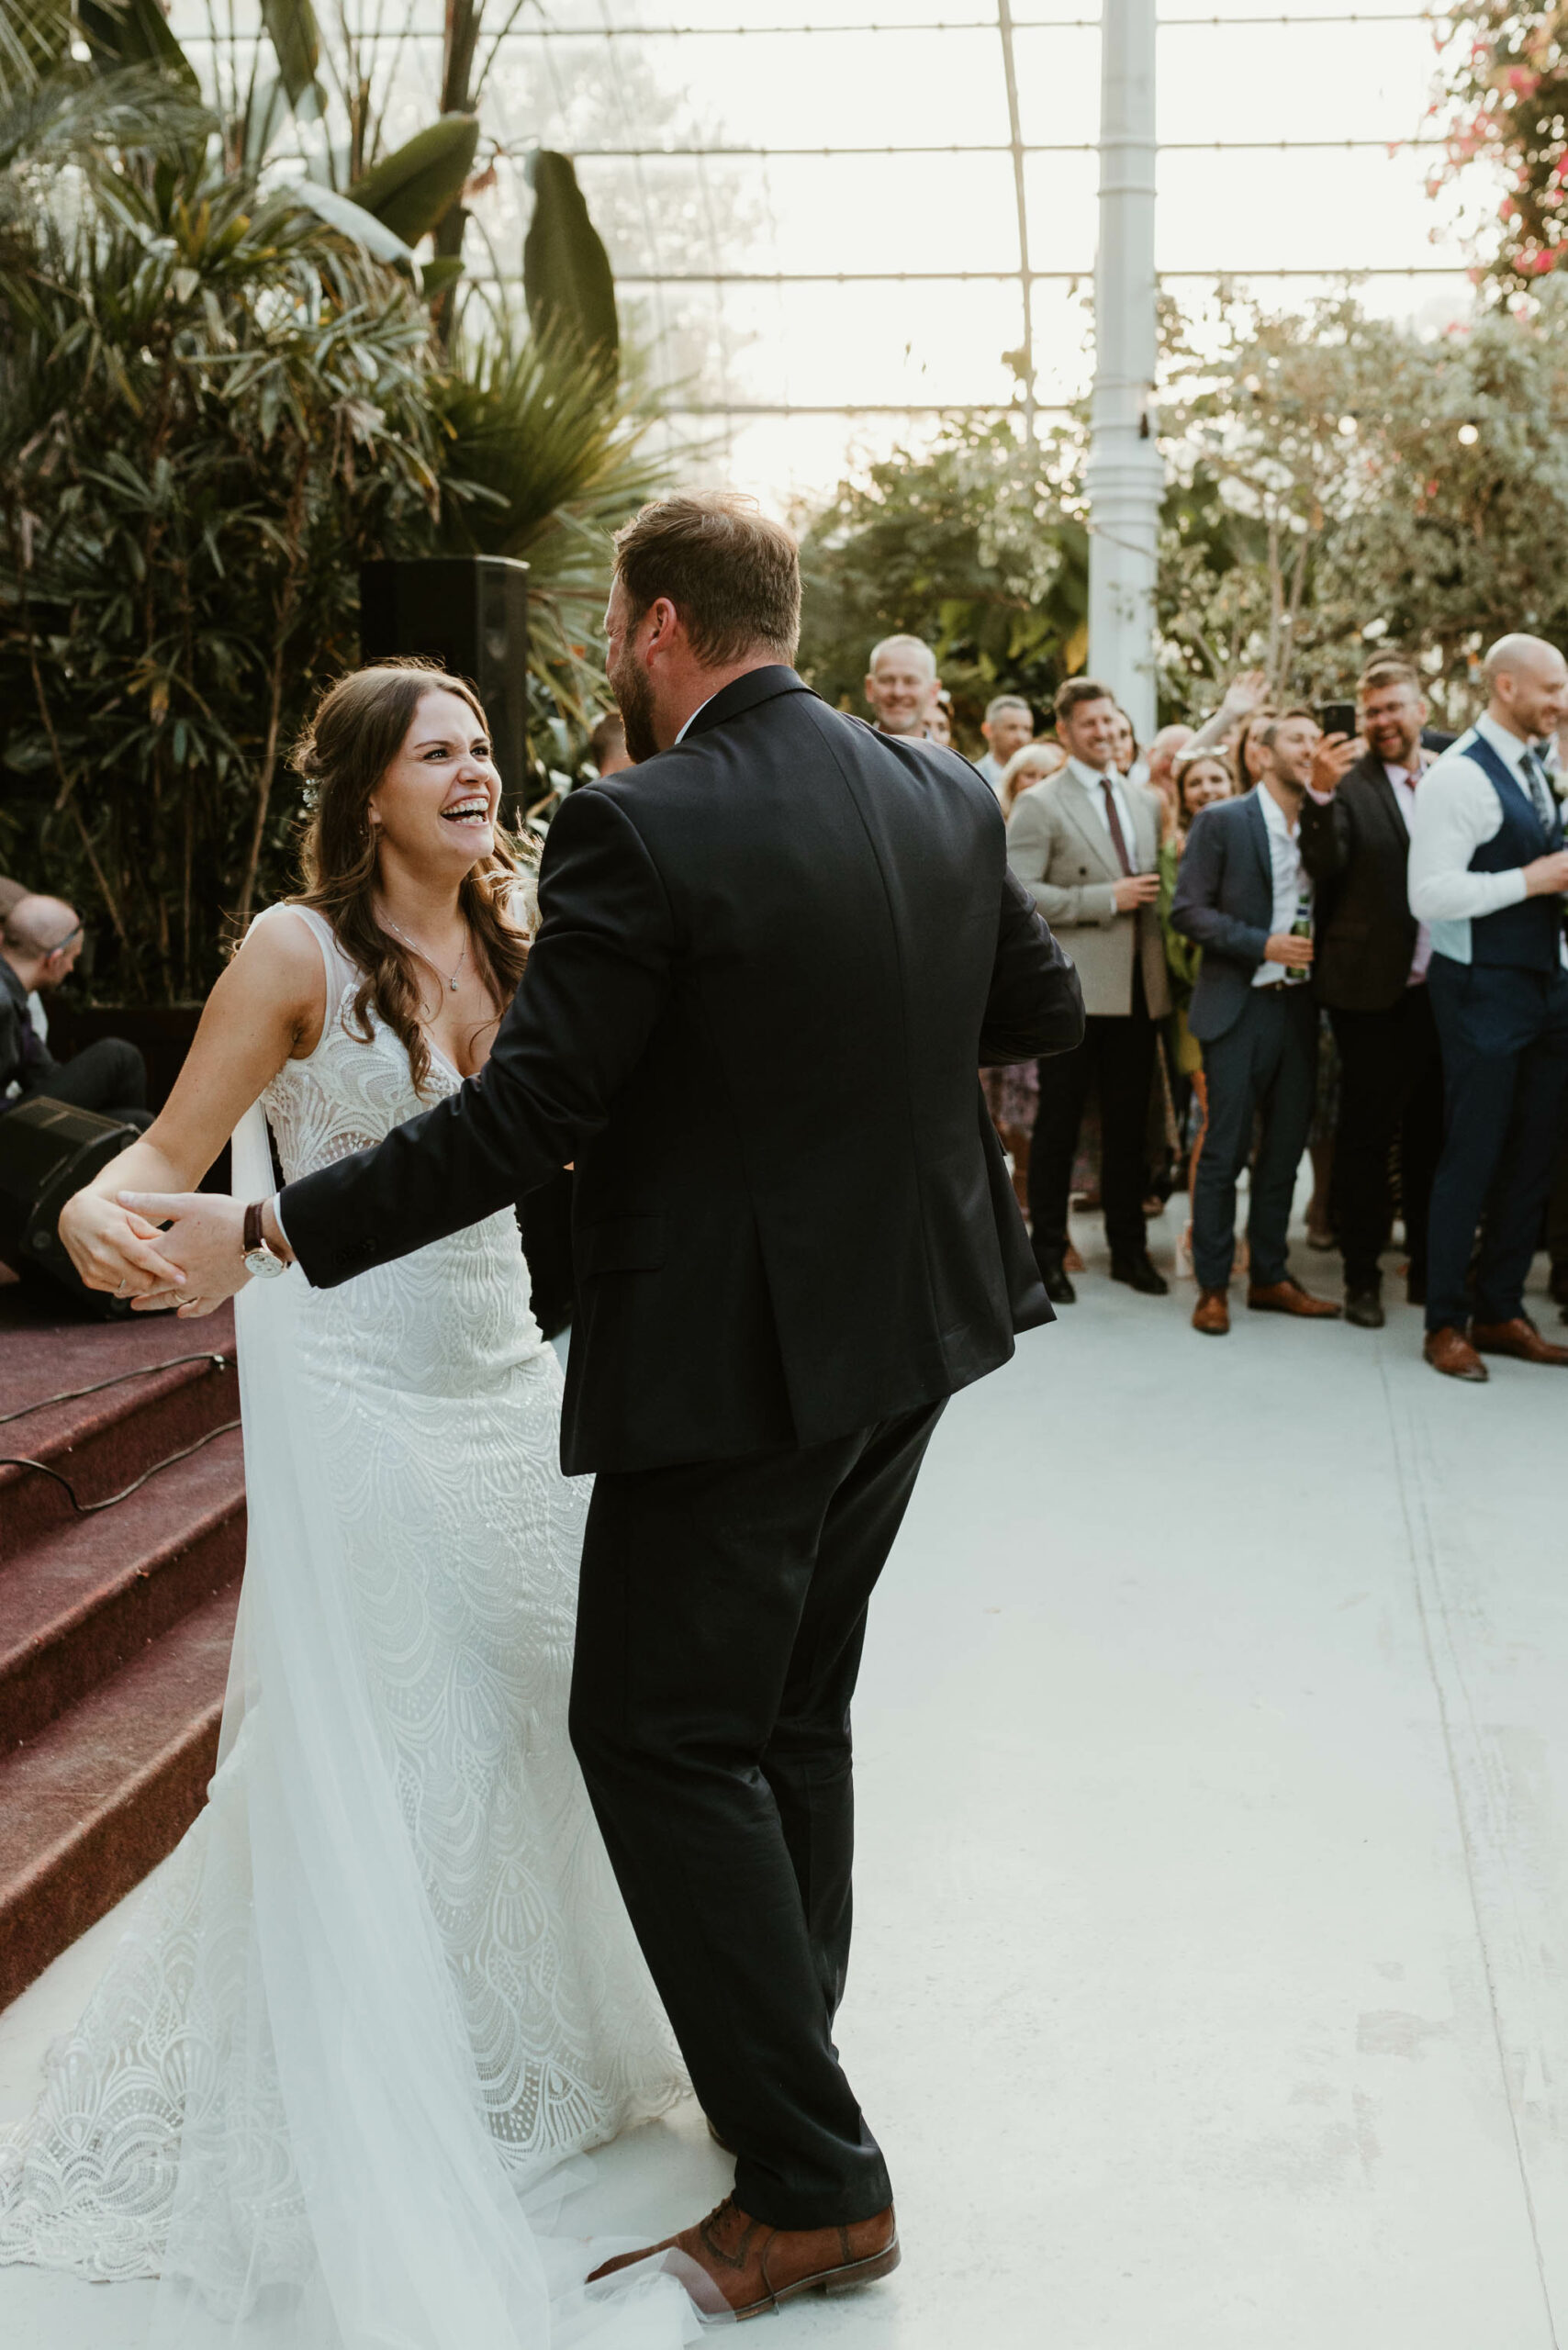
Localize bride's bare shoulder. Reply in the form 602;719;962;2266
220;905;330;1058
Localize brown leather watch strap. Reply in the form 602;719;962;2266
243;1200;265;1257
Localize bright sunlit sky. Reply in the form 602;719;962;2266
173;1;1488;506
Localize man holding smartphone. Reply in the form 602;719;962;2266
1300;657;1446;1327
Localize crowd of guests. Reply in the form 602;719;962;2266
857;631;1568;1383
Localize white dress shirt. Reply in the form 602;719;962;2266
1066;758;1142;871
1406;711;1568;968
974;750;1007;799
1253;785;1311;989
1380;762;1434;983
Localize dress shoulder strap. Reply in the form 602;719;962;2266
249;902;358;999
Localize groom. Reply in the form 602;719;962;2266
119;496;1083;2317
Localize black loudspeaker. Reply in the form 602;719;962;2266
359;556;532;808
0;1097;142;1315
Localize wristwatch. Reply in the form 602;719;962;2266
242;1200;288;1280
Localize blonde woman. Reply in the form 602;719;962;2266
997;736;1066;815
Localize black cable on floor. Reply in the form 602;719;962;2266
0;1420;243;1514
0;1353;230;1428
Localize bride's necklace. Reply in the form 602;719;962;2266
383;912;469;995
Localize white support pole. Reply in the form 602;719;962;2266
1086;0;1162;742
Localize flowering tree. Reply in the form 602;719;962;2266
1429;4;1568;291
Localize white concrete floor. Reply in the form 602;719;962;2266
5;1196;1568;2348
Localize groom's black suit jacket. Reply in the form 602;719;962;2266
278;666;1084;1473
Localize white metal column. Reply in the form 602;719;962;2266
1085;0;1162;739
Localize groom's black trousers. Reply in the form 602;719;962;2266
568;1399;946;2232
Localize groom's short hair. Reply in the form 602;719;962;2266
613;494;801;666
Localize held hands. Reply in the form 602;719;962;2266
1263;932;1314;968
58;1191;188;1305
1112;872;1160;913
1524;848;1568;898
1308;733;1362;795
113;1192;255;1318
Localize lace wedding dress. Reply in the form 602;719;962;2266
0;906;694;2350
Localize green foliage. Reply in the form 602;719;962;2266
349;115;480;249
1430;3;1568;294
0;143;443;1003
794;415;1087;742
523;151;620;375
1157;289;1568;718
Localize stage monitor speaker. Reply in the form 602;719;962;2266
359;556;532;808
0;1097;143;1315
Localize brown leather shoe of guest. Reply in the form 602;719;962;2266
1192;1287;1229;1336
1423;1326;1488;1382
1247;1278;1342;1318
1470;1315;1568;1367
588;2196;899;2322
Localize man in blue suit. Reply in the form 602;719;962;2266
1171;711;1343;1336
1407;633;1568;1382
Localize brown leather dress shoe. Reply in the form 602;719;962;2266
1247;1278;1342;1318
1423;1326;1488;1382
1470;1315;1568;1367
588;2196;899;2321
1192;1286;1229;1336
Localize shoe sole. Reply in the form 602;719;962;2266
1246;1301;1341;1318
1425;1359;1487;1382
728;2238;902;2322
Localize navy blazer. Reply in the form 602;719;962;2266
1170;789;1282;1043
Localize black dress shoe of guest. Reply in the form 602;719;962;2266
1036;1251;1076;1304
1345;1286;1384;1329
1110;1251;1169;1296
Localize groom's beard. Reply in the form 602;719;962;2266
609;652;658;766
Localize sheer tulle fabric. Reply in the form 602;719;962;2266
0;909;698;2348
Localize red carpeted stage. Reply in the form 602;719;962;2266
0;1284;243;2009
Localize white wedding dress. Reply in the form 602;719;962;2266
0;906;695;2350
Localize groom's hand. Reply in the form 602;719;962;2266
117;1192;251;1315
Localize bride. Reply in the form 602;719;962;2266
2;663;696;2350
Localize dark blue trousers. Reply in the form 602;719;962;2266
1426;956;1568;1333
1192;984;1317;1292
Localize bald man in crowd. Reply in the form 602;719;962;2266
1;895;151;1128
864;633;939;738
1408;633;1568;1380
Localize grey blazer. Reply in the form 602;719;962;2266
1004;769;1172;1020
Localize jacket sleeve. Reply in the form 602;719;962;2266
1170;809;1271;968
1005;792;1118;928
1298;789;1353;882
979;867;1086;1067
278;786;675;1290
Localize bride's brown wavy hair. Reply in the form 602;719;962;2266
288;660;532;1096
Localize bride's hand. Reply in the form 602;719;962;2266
58;1190;188;1302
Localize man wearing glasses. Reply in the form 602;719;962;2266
1;893;151;1128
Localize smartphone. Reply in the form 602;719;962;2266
1318;700;1357;739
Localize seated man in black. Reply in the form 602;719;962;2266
1;895;151;1127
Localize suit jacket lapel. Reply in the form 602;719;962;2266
1055;772;1123;880
1243;789;1273;909
1360;751;1408;846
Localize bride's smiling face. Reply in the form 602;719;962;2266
367;688;500;871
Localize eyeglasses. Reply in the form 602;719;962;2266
44;926;83;957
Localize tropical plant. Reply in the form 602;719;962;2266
0;9;667;1004
1428;2;1568;294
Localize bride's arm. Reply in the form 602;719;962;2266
58;914;327;1298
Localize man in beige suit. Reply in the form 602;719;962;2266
1006;677;1172;1302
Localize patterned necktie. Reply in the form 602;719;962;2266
1099;778;1135;878
1521;747;1558;834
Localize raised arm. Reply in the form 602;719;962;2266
979;867;1085;1067
278;785;675;1289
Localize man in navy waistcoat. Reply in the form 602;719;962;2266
1407;634;1568;1381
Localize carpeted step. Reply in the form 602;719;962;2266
0;1427;245;1751
0;1583;241;2009
0;1312;238;1564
